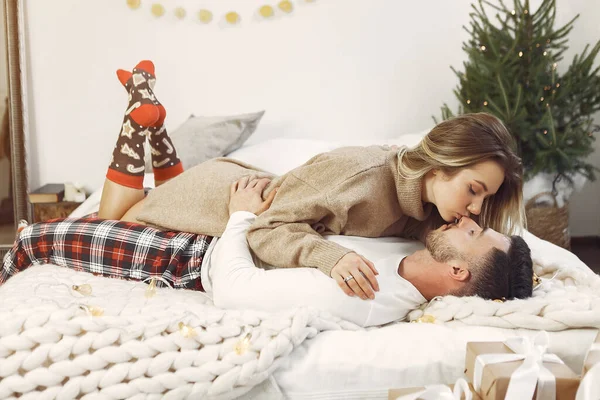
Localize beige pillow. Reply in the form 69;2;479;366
145;110;265;171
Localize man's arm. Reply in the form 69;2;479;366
210;211;348;313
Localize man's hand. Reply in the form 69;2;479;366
229;177;277;216
330;253;379;300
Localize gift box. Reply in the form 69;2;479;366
577;330;600;400
388;381;482;400
582;330;600;375
464;334;580;400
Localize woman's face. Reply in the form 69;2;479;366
429;160;505;223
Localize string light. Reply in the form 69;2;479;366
278;0;294;13
411;314;436;323
511;10;516;15
480;45;487;51
259;5;275;18
80;304;104;317
466;99;471;105
178;322;197;338
72;284;92;296
536;43;540;48
126;0;141;9
519;51;524;57
145;277;157;299
225;11;241;24
540;97;544;102
483;101;488;106
235;331;253;354
174;7;186;19
524;9;529;14
543;51;548;56
198;9;213;23
556;83;560;88
543;130;548;135
151;3;165;17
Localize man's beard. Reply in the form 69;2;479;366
426;230;462;263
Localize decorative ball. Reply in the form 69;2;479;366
151;3;165;17
278;0;294;13
126;0;141;10
198;9;213;23
259;5;275;18
174;7;186;19
225;11;240;24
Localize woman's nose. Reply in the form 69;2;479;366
468;201;482;215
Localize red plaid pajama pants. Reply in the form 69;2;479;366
1;217;213;291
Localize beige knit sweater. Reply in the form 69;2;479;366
137;146;431;276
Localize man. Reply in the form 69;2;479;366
204;180;534;327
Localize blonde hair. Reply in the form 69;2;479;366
398;113;525;236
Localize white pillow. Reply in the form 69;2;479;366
145;110;265;171
225;131;429;175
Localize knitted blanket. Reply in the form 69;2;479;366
0;265;360;399
408;232;600;330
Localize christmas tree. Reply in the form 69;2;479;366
439;0;600;187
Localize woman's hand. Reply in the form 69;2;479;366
229;176;277;216
330;253;379;300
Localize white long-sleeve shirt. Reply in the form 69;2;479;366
202;212;426;327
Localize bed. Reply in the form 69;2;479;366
2;135;599;400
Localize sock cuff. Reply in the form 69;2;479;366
106;169;145;190
153;162;184;182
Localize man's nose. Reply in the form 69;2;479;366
458;216;477;229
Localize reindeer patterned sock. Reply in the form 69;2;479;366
147;100;184;182
106;60;160;189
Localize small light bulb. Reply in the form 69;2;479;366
72;284;92;296
540;97;544;102
178;322;197;338
518;51;523;57
483;101;488;106
480;45;486;51
511;10;516;15
235;332;253;355
466;99;471;105
543;51;547;56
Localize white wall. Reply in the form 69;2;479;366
21;0;600;235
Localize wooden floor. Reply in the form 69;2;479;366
571;237;600;275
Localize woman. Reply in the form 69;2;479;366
2;60;525;302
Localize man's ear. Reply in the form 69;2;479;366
447;260;470;282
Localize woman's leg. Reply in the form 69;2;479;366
98;60;183;221
1;217;212;290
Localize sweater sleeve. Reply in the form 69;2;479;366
246;174;354;276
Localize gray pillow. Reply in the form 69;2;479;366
145;110;265;171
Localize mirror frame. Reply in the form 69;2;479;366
1;0;28;254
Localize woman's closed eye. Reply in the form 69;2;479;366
469;184;477;195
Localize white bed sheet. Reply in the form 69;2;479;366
62;140;598;398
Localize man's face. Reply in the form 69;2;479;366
426;217;510;263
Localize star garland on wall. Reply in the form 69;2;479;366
126;0;317;26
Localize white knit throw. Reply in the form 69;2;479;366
0;265;360;399
408;232;600;330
